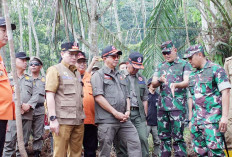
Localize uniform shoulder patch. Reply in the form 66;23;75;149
25;75;30;80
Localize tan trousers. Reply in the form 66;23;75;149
53;124;84;157
225;89;232;149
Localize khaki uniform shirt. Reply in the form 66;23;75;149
91;65;129;124
46;61;85;125
33;75;45;116
10;73;39;120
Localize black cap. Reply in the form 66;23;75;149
128;52;144;69
61;42;82;52
101;45;122;57
77;52;87;60
15;52;30;60
0;17;16;30
147;78;152;86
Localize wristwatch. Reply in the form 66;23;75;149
50;116;57;121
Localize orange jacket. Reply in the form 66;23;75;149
83;72;95;124
0;56;15;120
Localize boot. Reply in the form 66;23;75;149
34;150;41;157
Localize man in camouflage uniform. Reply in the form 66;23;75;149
152;41;191;156
3;52;39;157
224;57;232;150
116;52;149;157
185;45;230;156
29;57;45;157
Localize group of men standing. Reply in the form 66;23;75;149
0;15;232;157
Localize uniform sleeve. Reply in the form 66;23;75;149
183;62;192;76
27;79;39;109
142;78;149;101
214;66;231;92
45;66;59;93
91;71;104;96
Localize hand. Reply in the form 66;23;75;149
159;74;167;84
50;119;59;136
189;121;192;130
125;110;130;118
219;116;228;132
170;83;176;97
21;108;25;114
113;111;127;122
92;56;99;64
21;103;31;112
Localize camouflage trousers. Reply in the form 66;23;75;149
191;123;225;157
157;110;187;157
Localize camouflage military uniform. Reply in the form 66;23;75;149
154;57;191;156
32;75;45;153
3;73;39;157
189;60;231;156
224;57;232;149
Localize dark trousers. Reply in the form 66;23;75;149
0;120;7;157
83;124;98;157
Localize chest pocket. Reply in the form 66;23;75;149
0;63;8;82
171;64;183;82
63;79;76;94
199;69;213;94
39;82;46;96
103;79;114;96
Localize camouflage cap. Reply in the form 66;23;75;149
184;44;204;58
161;41;173;52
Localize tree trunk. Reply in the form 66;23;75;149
0;2;2;16
141;0;146;38
89;0;98;56
28;1;40;57
112;0;122;42
75;0;86;52
16;0;23;51
28;15;32;57
0;46;6;66
183;0;190;47
2;0;27;156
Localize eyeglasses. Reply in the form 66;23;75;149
162;51;171;55
30;62;41;66
107;55;120;60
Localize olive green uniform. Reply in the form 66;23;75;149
3;74;39;157
116;72;149;157
91;65;142;157
32;76;45;153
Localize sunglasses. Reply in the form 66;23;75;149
30;62;41;66
108;55;120;60
162;51;171;55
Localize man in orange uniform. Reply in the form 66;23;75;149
0;17;16;157
75;53;99;157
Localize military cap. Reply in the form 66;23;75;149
30;56;43;65
15;52;30;60
161;41;173;53
61;42;82;52
77;52;87;60
129;52;144;69
184;44;204;58
101;45;122;57
0;17;16;30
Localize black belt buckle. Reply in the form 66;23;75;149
130;106;139;111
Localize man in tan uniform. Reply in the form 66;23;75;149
29;57;45;157
224;57;232;149
3;52;39;157
45;42;85;157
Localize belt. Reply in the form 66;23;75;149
35;103;44;108
130;106;139;111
